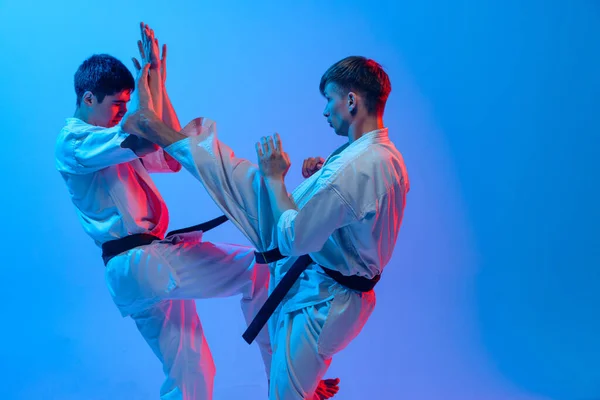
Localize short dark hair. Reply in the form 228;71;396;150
74;54;134;106
319;56;391;115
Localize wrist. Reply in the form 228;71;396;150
265;175;286;185
141;112;186;148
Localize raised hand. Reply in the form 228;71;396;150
122;63;156;136
256;133;291;179
140;22;160;69
131;21;164;118
131;63;153;112
132;22;166;84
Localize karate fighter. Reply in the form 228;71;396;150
124;54;408;399
124;55;409;398
54;24;274;399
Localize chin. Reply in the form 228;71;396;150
108;119;122;128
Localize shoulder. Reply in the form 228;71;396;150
322;143;405;186
55;119;79;152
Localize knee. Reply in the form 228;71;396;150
243;262;270;300
253;262;271;296
105;252;177;303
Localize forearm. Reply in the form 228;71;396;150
148;68;163;119
162;88;181;131
155;86;182;169
138;109;187;148
121;134;159;157
265;177;297;224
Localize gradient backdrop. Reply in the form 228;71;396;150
0;1;598;399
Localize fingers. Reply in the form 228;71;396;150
142;29;151;55
266;135;275;155
144;24;156;49
315;378;340;399
147;25;155;40
139;62;150;76
139;23;148;61
257;134;283;159
255;141;264;158
311;157;325;170
161;44;167;80
274;132;282;152
161;44;167;62
139;21;163;71
132;57;141;72
260;136;269;155
301;156;325;177
141;23;150;56
137;40;145;60
302;158;309;178
141;22;149;45
313;157;325;172
137;63;150;83
282;150;291;165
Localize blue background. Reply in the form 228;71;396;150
0;1;598;399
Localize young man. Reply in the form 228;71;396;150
124;55;409;399
54;25;273;399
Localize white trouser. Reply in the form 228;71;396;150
264;285;375;399
166;118;375;399
105;231;272;399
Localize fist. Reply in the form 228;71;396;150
302;156;325;178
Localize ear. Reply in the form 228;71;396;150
347;91;357;113
82;91;95;107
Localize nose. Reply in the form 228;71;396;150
323;107;329;118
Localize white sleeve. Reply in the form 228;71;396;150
276;184;357;256
56;124;138;174
140;149;182;173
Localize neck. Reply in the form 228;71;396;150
73;107;88;123
347;115;384;143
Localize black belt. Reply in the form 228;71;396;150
242;247;380;344
101;215;229;266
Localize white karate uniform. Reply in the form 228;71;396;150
55;117;272;400
165;118;410;399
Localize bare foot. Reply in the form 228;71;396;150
314;378;340;399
